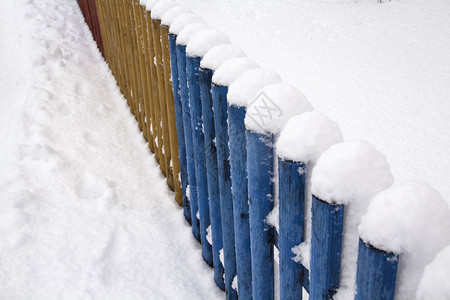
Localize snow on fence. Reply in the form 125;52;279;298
78;0;450;299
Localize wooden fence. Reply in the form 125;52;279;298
78;1;404;299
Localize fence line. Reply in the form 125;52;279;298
76;1;426;299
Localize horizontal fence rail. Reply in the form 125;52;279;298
77;1;450;299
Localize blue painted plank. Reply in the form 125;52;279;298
278;158;307;300
310;195;344;299
228;104;252;299
211;84;238;299
199;67;225;289
168;33;190;223
176;44;200;242
246;130;275;300
186;55;213;266
355;239;398;300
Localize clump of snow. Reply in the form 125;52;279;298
227;68;281;107
169;13;203;35
232;275;238;291
161;6;190;27
312;140;393;205
276;111;343;163
145;0;160;11
212;57;259;87
244;83;313;135
266;204;279;233
176;23;210;46
151;0;176;20
292;242;310;270
186;29;230;58
200;44;245;71
139;0;147;5
219;248;224;267
206;225;213;245
185;185;191;201
417;245;450;300
311;140;394;299
358;182;450;300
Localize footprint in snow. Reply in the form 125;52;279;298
75;171;117;211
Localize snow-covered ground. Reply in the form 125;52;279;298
0;0;222;298
184;0;450;204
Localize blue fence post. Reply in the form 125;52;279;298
310;195;345;299
278;158;307;300
246;130;275;300
355;239;399;300
176;43;200;242
186;55;213;266
212;84;238;299
228;104;253;299
199;67;225;289
169;33;191;223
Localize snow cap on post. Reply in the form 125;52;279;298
276;111;343;163
169;13;203;35
161;6;190;27
151;0;176;20
200;44;245;70
140;0;147;6
227;68;281;108
359;181;450;299
186;29;230;58
417;245;450;300
212;57;259;86
146;0;160;11
244;83;313;135
312;140;393;205
176;23;209;45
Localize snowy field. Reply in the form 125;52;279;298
0;0;222;298
184;0;450;204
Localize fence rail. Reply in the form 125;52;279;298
77;1;449;299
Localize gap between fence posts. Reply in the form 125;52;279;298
211;83;238;299
278;158;308;300
246;130;275;300
228;104;252;300
176;43;200;242
168;32;191;222
355;240;399;300
310;195;344;299
199;69;226;290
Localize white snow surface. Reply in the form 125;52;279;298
182;0;450;210
140;0;147;6
417;245;450;300
0;0;222;299
176;22;210;46
186;28;230;58
161;6;190;27
211;57;259;87
227;68;281;108
200;44;245;70
359;182;450;300
168;13;203;35
151;0;176;20
145;0;160;11
277;111;343;163
311;140;394;299
245;83;313;135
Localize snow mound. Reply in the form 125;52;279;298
200;44;245;71
176;23;210;46
276;111;343;163
244;83;313;135
161;6;190;27
212;57;259;87
146;0;160;11
417;245;450;300
151;0;176;20
358;182;450;300
169;13;203;35
186;29;230;58
227;68;281;108
312;140;393;205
